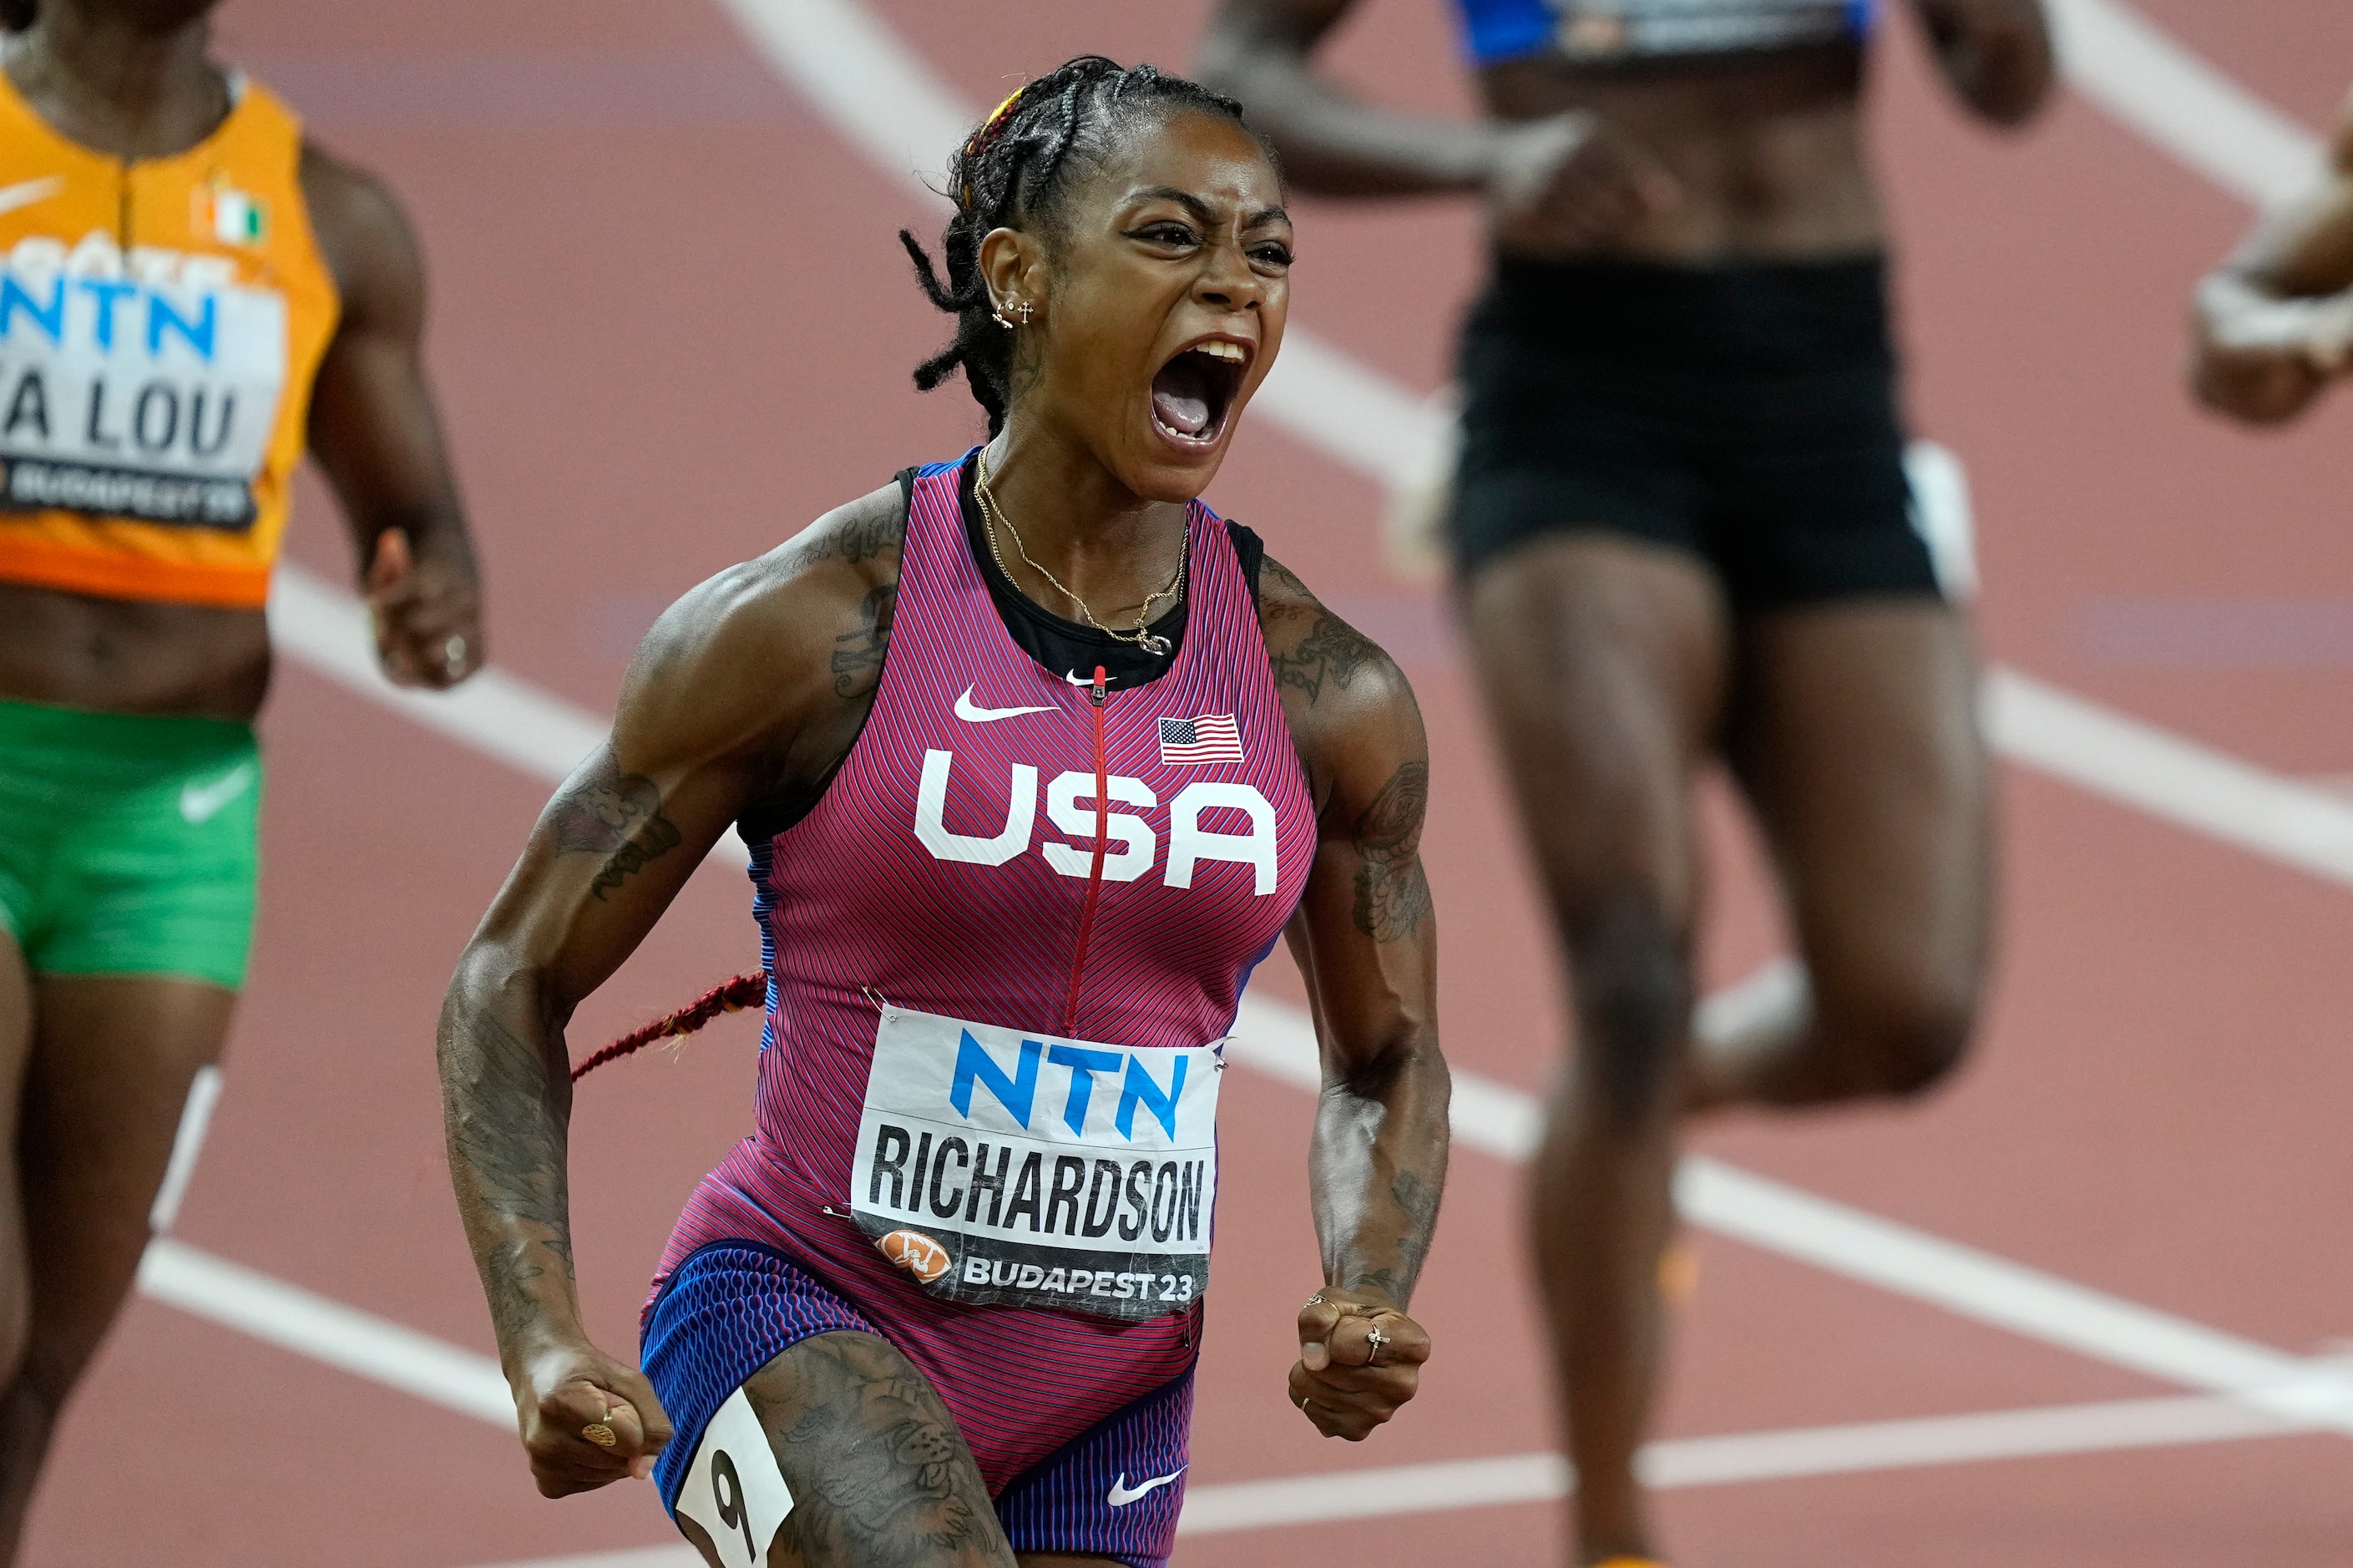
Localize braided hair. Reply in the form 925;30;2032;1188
571;971;767;1081
899;56;1253;436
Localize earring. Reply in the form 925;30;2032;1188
993;297;1022;329
1017;301;1034;325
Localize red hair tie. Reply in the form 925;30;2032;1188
571;972;767;1081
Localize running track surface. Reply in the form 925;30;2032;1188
31;2;2353;1564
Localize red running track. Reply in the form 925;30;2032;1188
25;0;2353;1563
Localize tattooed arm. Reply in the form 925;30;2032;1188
1258;555;1450;1442
438;485;903;1498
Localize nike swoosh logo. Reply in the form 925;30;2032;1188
0;177;63;218
1106;1467;1187;1507
954;685;1052;723
179;761;256;825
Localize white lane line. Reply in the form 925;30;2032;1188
134;1238;514;1425
458;1390;2320;1564
1179;1389;2320;1536
148;1063;225;1233
1227;997;2353;1429
268;566;607;791
266;565;751;869
469;1551;696;1568
2047;0;2322;208
1986;669;2353;888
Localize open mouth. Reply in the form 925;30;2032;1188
1149;339;1249;448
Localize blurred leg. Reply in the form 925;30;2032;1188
0;932;29;1391
1694;599;1991;1107
0;977;235;1568
1462;533;1730;1565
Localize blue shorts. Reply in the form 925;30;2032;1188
641;1241;1194;1566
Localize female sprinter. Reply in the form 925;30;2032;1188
438;57;1448;1568
0;0;482;1556
1199;2;2050;1563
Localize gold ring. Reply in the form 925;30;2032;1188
582;1421;618;1449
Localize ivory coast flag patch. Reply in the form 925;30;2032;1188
193;179;266;245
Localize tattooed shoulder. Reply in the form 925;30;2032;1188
830;581;898;699
548;755;685;900
1257;553;1389;706
832;492;908;565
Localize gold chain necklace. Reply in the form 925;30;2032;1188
974;446;1185;658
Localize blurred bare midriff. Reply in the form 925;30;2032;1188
0;583;271;719
1481;43;1883;260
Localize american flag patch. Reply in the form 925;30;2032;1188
1158;713;1244;766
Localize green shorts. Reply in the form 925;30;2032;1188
0;697;262;989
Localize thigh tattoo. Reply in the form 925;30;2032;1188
751;1333;1010;1568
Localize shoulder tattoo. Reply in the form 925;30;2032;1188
836;502;904;565
831;581;898;699
1271;609;1384;706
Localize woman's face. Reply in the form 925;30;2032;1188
1001;108;1293;503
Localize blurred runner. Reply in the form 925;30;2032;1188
1199;2;2048;1562
0;1;482;1557
2191;85;2353;424
438;58;1446;1568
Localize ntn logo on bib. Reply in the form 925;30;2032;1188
0;239;289;527
850;1008;1219;1321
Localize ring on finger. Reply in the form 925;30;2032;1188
581;1420;619;1449
1366;1326;1389;1363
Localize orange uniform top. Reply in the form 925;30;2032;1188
0;72;339;609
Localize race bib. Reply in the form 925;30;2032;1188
850;1007;1222;1321
676;1387;793;1568
0;234;288;529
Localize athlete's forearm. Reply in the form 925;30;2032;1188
1197;14;1496;198
438;946;589;1363
1308;1032;1450;1307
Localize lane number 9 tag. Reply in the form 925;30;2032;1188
676;1386;793;1568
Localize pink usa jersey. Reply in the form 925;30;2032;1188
658;457;1317;1337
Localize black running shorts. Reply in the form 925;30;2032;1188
1450;254;1943;609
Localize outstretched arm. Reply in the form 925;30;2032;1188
1909;0;2054;127
1260;557;1450;1442
2191;94;2353;425
438;491;901;1496
1197;0;1674;248
301;144;485;688
1197;0;1494;195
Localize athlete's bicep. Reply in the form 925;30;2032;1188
1263;569;1439;1080
480;742;757;1012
